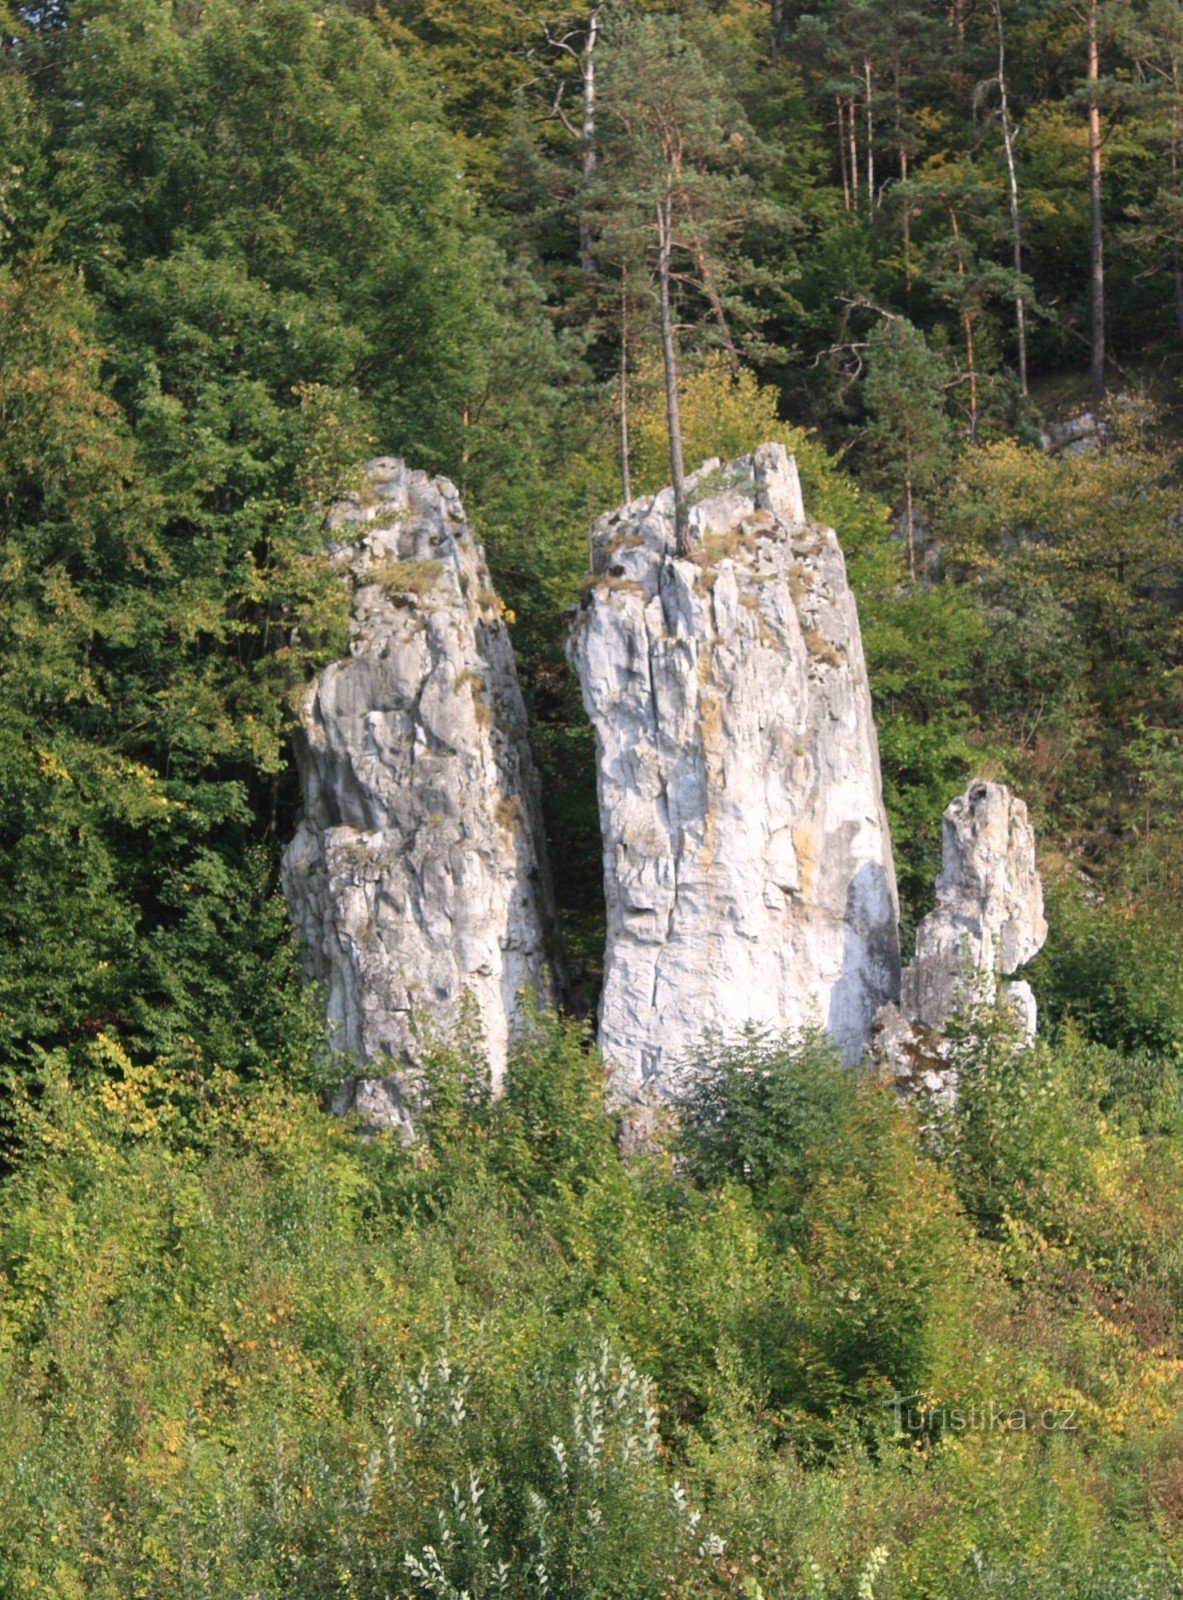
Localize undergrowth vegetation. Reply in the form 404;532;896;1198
3;1006;1183;1598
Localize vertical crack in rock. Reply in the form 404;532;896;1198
282;458;559;1113
872;780;1048;1097
568;443;901;1094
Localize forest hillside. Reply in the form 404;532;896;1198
3;1;1183;1595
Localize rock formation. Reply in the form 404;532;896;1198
872;780;1047;1096
568;443;900;1096
902;780;1046;1031
282;458;558;1105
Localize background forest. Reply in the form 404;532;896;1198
3;0;1183;1594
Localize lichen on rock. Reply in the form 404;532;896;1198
568;442;900;1096
282;458;558;1105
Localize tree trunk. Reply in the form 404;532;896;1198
904;476;916;581
769;0;783;60
962;310;979;442
865;58;875;204
894;45;911;292
993;0;1028;395
1172;148;1183;342
578;6;600;275
949;207;978;441
656;195;689;558
1171;58;1183;341
837;96;852;211
1087;0;1106;404
619;271;632;503
694;242;739;367
848;73;860;210
900;142;912;297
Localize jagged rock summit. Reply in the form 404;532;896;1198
568;443;901;1096
282;458;557;1102
872;779;1047;1095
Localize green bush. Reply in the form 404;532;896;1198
1032;886;1183;1059
675;1026;861;1198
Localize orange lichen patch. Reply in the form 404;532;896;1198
793;822;817;898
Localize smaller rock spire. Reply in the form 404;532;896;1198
872;780;1047;1096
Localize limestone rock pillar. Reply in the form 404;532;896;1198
568;443;900;1095
282;458;558;1106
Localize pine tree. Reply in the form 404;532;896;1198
1122;0;1183;340
988;0;1031;393
593;10;761;558
862;318;951;579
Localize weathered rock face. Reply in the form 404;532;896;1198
900;779;1046;1033
568;443;900;1095
282;458;557;1094
871;780;1047;1097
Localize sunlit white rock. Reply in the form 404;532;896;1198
568;443;900;1094
282;459;557;1100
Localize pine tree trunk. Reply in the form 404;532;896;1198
949;207;978;441
865;59;875;204
619;272;632;504
1087;0;1106;404
694;242;739;367
905;476;916;581
895;47;911;293
848;74;860;210
963;311;979;442
1171;60;1183;341
994;0;1028;395
900;142;912;297
578;7;600;275
837;97;852;211
656;195;689;558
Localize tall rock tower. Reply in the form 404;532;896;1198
568;443;900;1095
282;459;557;1097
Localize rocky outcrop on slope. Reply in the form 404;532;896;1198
901;780;1046;1031
282;458;557;1104
872;780;1047;1096
568;443;900;1096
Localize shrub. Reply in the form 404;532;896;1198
3;1010;1183;1596
676;1028;1002;1437
1031;886;1183;1059
675;1026;860;1199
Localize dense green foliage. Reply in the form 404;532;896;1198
4;0;1183;1589
4;1013;1183;1596
4;0;1183;1007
